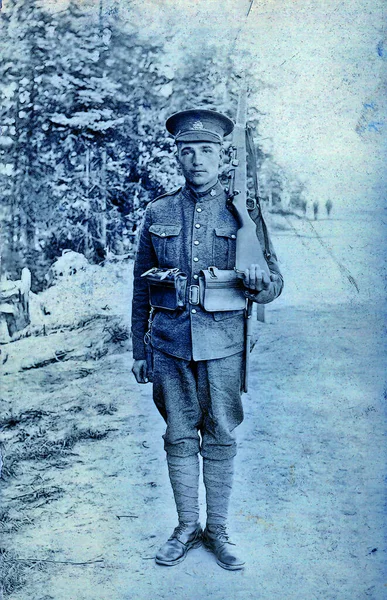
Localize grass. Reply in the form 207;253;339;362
0;509;34;534
63;426;111;447
1;425;113;483
10;486;64;506
94;403;117;415
0;453;19;480
0;550;26;597
0;549;50;598
0;409;51;431
103;322;130;344
0;315;122;597
14;426;111;460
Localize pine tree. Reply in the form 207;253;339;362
0;0;55;280
43;2;172;259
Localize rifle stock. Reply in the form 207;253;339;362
229;88;270;277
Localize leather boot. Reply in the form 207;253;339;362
155;522;203;566
202;524;245;571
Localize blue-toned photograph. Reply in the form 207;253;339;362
0;1;385;599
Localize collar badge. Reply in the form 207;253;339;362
210;189;216;196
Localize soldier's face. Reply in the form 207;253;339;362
176;142;222;190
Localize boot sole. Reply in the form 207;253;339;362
155;539;202;567
203;542;245;571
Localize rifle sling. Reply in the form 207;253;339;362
245;126;271;261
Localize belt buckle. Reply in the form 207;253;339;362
189;285;199;305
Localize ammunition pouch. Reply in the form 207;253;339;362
141;268;187;311
198;267;246;312
142;266;247;313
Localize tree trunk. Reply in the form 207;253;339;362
100;147;107;250
84;146;92;258
11;86;22;255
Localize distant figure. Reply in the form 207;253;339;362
313;200;319;220
325;199;333;217
301;199;307;216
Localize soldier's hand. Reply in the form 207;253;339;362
132;359;149;384
243;264;274;292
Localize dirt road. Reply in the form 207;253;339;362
1;209;385;599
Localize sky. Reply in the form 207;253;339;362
16;0;387;208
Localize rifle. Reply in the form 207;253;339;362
228;87;270;393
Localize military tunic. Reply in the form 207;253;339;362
131;180;283;459
131;181;283;362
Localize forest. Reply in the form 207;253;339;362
0;0;304;290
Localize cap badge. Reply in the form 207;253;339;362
191;120;204;130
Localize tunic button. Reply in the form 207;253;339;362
193;257;199;262
193;274;198;280
161;233;166;237
231;234;236;239
196;207;202;212
195;223;201;229
191;309;197;314
194;240;199;246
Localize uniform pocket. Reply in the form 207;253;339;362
212;228;237;270
149;224;182;266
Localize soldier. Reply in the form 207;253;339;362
131;109;283;571
313;200;319;220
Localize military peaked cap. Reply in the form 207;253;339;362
166;109;234;144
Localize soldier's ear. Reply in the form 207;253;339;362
174;148;183;172
174;144;181;161
218;145;225;166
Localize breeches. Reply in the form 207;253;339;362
152;348;244;460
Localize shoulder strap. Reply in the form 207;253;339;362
245;127;271;260
247;200;271;261
153;187;182;202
